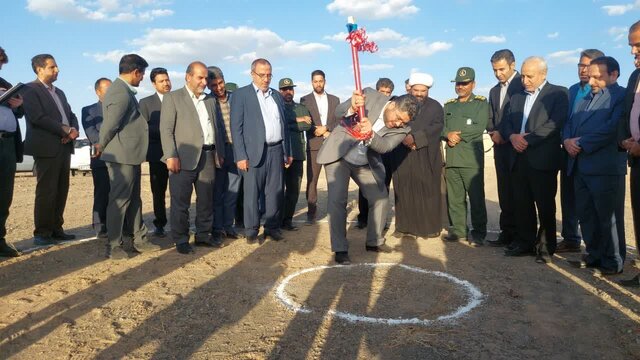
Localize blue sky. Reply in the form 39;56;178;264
3;0;640;136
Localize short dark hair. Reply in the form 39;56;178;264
0;47;7;65
392;94;419;119
208;66;224;80
580;49;605;60
31;53;54;74
490;49;515;65
376;78;394;92
150;67;168;83
311;69;325;79
590;56;621;77
94;77;111;91
118;54;148;75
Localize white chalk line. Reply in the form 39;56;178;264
275;263;485;326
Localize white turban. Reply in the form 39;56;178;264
409;73;434;88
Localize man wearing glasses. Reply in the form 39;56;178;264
231;58;291;243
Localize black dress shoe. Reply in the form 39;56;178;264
366;244;393;253
594;267;623;276
52;232;76;241
224;230;245;239
555;241;581;253
281;223;299;231
567;259;598;269
264;230;284;241
504;246;534;257
335;252;351;265
176;243;194;254
134;239;162;253
246;234;258;244
195;235;226;248
441;233;465;242
106;245;129;260
355;221;367;229
487;238;508;247
0;241;20;257
152;226;166;238
619;274;640;287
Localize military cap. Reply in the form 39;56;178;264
278;78;297;89
452;67;475;82
225;82;238;92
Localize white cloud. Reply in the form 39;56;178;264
381;39;452;58
609;26;628;41
326;0;419;20
86;26;332;65
547;32;559;39
360;63;394;70
547;48;583;64
601;0;640;15
470;35;506;43
324;28;408;43
26;0;173;22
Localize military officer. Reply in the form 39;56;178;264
279;78;312;231
441;67;489;246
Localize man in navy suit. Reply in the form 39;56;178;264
500;56;569;258
81;77;112;238
231;58;291;243
564;56;626;275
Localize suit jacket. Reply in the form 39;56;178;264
81;101;106;169
0;77;24;162
617;68;640;157
99;77;148;165
160;87;224;171
139;93;163;162
300;91;340;151
500;82;569;171
317;87;410;185
489;73;523;132
563;84;626;176
230;83;290;167
22;79;78;158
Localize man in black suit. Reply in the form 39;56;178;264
22;54;80;246
486;49;524;247
618;20;640;287
81;77;112;238
499;56;569;257
0;46;23;257
300;70;340;224
139;67;172;237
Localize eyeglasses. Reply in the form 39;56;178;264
253;71;273;80
577;63;589;69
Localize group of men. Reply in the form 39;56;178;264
1;19;640;287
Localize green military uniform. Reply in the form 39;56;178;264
279;77;312;228
443;85;489;242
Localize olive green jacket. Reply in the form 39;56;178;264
442;93;489;168
284;102;312;160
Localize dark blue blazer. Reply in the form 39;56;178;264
81;101;106;169
563;83;627;176
568;82;590;118
230;83;290;167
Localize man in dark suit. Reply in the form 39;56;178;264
0;46;23;257
300;70;340;224
499;56;569;257
486;49;524;247
557;49;605;253
81;77;112;238
139;67;172;238
22;54;79;246
318;90;419;264
95;54;160;259
160;61;225;254
231;58;291;242
564;56;626;275
618;20;640;287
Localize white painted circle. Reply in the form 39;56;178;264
275;263;484;326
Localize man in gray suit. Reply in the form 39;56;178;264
95;54;160;259
231;58;291;243
160;61;225;254
81;77;112;238
318;90;419;264
22;54;79;245
139;67;172;238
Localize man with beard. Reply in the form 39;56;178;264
441;67;489;245
278;78;312;231
300;70;340;224
391;73;444;238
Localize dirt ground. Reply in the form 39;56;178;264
1;145;640;359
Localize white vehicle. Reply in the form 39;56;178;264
70;138;92;176
15;154;34;172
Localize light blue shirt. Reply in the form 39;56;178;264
0;88;16;132
252;83;282;144
573;84;591;115
520;81;547;133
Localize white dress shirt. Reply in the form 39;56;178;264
314;91;329;126
520;81;547;133
252;83;282;144
185;86;214;145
